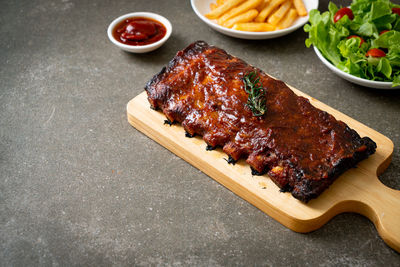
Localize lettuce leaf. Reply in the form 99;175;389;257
393;74;400;86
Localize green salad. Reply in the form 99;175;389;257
304;0;400;87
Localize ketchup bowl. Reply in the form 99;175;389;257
107;12;172;53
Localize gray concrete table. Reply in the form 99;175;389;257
1;0;399;265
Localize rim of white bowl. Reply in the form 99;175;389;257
313;46;398;89
107;12;172;51
190;0;319;37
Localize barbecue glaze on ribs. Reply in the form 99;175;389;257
145;41;376;202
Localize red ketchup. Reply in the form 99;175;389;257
113;17;166;46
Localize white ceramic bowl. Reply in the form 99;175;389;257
313;46;399;90
191;0;319;40
107;12;172;53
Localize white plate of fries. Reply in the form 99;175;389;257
191;0;318;39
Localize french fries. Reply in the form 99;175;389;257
256;0;269;12
255;0;286;22
233;22;275;31
267;0;291;25
205;0;246;19
205;0;308;32
276;8;298;29
223;9;259;28
217;0;263;24
293;0;307;16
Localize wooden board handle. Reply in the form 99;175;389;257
373;184;400;252
346;172;400;252
368;181;400;252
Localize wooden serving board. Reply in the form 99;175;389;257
127;90;399;252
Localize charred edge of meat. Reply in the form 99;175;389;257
292;136;376;202
149;106;159;111
224;156;236;165
185;132;196;138
279;184;292;193
145;67;167;97
164;120;174;126
251;167;267;176
206;145;216;151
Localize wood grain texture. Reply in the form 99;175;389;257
127;90;399;252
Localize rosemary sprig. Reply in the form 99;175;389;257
243;71;266;117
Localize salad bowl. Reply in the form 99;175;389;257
305;0;400;89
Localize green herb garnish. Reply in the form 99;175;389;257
243;71;266;117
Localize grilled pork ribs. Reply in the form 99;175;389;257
145;41;376;202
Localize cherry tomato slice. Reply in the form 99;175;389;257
380;30;390;35
393;7;400;16
334;7;354;23
347;35;365;46
365;48;386;58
